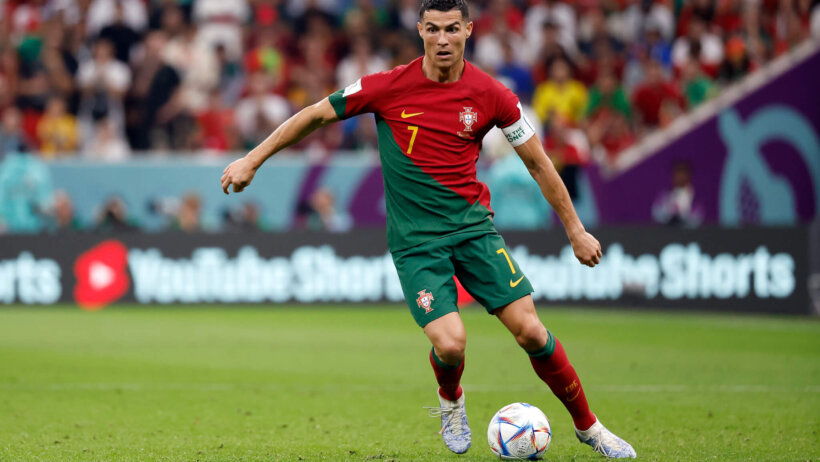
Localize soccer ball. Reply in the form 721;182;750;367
487;402;551;460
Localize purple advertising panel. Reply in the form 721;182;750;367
587;48;820;225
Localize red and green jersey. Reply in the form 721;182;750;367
329;57;533;252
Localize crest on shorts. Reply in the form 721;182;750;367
416;289;435;313
459;107;477;132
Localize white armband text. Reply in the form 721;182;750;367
501;102;536;147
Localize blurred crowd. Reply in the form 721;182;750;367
0;0;817;233
0;0;815;162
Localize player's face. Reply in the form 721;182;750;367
417;9;473;68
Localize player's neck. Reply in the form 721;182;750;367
421;56;465;84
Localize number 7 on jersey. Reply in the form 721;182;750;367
406;126;419;154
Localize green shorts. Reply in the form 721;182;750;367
391;230;534;327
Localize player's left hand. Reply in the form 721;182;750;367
569;231;602;267
221;157;257;195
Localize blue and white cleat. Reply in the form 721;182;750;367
426;391;471;454
576;420;637;458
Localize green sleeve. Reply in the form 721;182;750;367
328;89;348;120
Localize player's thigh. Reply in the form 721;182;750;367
391;241;459;328
452;232;534;313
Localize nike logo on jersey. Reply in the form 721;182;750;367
510;276;525;288
401;110;424;119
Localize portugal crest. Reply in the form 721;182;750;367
416;289;435;313
459;107;477;132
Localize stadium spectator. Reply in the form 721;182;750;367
95;195;138;232
585;70;632;121
473;5;530;70
0;149;53;234
741;2;774;67
496;39;536;102
242;26;289;96
39;21;78;112
194;90;236;152
672;16;725;77
584;70;634;164
644;21;673;71
85;117;130;160
0;106;33;161
170;192;202;232
532;58;588;126
0;48;19;112
235;72;292;150
50;189;82;232
543;113;590;200
773;0;810;56
76;38;130;144
631;59;685;129
192;0;249;61
305;188;352;233
615;0;675;44
163;23;219;117
530;19;573;82
389;0;424;32
86;0;148;38
214;43;244;107
681;59;716;108
98;1;141;64
676;0;716;37
36;96;78;156
223;201;265;232
652;160;704;227
577;5;623;58
128;30;173;150
717;36;753;85
335;36;388;87
525;0;578;61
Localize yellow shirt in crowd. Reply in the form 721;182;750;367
37;115;78;156
532;80;589;125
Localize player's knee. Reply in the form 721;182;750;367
434;337;466;364
514;322;548;351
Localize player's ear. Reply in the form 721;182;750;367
417;21;423;38
465;21;473;39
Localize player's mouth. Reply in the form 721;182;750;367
436;51;453;59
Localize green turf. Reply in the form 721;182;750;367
0;305;818;461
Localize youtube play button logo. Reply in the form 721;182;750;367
74;240;130;310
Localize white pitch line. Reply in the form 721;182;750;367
0;383;818;393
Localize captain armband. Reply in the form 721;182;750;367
501;102;536;147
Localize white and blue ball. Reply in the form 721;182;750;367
487;402;551;460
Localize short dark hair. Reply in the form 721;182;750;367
419;0;470;21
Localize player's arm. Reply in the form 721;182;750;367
221;98;339;194
513;135;602;267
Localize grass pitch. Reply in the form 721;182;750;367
0;305;818;461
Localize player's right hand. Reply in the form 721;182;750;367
221;157;257;194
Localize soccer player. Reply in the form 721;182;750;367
221;0;636;458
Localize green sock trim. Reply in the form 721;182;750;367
431;347;462;370
527;331;556;359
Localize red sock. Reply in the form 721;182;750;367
529;336;596;431
429;348;464;401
